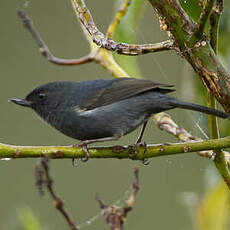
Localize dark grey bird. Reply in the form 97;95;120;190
10;78;229;159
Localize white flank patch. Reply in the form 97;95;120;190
74;106;99;116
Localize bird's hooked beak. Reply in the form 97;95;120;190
9;98;32;107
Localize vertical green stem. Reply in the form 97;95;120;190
207;1;220;140
207;94;219;139
208;0;230;189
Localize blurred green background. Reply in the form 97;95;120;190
1;0;230;229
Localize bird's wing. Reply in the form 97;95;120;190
81;78;175;111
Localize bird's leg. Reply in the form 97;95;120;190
136;121;148;145
74;136;121;162
135;121;150;165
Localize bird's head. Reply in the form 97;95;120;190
10;81;79;115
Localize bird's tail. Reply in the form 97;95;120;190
169;99;229;119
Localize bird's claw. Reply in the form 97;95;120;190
72;142;90;163
78;143;90;162
142;158;151;165
72;158;78;167
136;141;151;166
129;141;150;165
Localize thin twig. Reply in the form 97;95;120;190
209;0;223;53
106;0;132;39
123;167;139;215
96;167;140;230
35;158;78;230
17;10;93;65
194;0;216;39
71;0;173;55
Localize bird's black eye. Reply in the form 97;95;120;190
38;93;46;99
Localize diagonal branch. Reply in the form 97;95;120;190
148;0;230;113
17;10;93;66
106;0;131;39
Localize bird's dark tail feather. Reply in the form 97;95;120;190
170;99;229;119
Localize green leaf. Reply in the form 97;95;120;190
18;207;42;230
196;181;230;230
179;0;201;22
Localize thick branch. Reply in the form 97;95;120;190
148;0;196;48
1;136;230;160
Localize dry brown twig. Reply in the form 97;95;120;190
35;158;140;230
35;157;79;230
96;167;140;230
17;10;94;66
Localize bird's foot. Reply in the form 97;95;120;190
129;141;151;165
129;141;147;156
135;141;151;166
72;158;78;167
